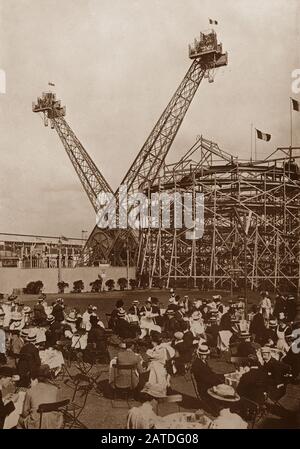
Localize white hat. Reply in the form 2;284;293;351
197;343;210;356
26;329;37;342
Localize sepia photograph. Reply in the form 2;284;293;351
0;0;300;435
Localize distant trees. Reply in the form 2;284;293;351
105;279;115;291
117;277;127;291
129;279;137;290
72;280;84;293
90;279;102;293
24;280;44;294
57;281;69;294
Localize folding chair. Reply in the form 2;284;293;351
238;396;267;429
64;383;92;429
37;399;70;429
111;363;136;408
157;394;183;415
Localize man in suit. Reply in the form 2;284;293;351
237;358;268;405
191;344;224;400
0;366;19;429
113;340;144;389
20;370;62;429
19;330;41;379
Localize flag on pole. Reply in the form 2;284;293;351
291;98;300;112
209;18;218;25
256;129;271;141
48;82;55;87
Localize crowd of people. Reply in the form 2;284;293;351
0;289;299;429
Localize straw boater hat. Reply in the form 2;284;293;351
20;329;29;339
196;343;210;356
47;315;55;324
141;382;167;399
132;300;139;305
239;331;251;339
66;312;77;323
269;319;278;328
117;308;126;318
174;332;184;340
26;329;37;343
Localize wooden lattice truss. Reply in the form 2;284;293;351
137;137;300;292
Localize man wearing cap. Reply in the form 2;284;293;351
0;366;19;429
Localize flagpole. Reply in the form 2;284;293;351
250;123;253;162
290;97;293;147
254;129;257;160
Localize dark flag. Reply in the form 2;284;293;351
48;82;55;87
209;19;218;25
291;98;300;112
256;129;271;141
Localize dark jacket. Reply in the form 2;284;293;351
88;324;106;351
236;341;256;358
114;319;137;340
237;367;268;404
52;304;64;322
249;313;267;343
191;358;224;396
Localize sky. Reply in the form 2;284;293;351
0;0;299;238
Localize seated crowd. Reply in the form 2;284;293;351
0;289;299;429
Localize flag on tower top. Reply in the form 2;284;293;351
209;18;218;25
291;98;300;112
256;129;271;142
48;82;55;87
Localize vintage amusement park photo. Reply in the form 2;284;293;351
0;0;300;435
